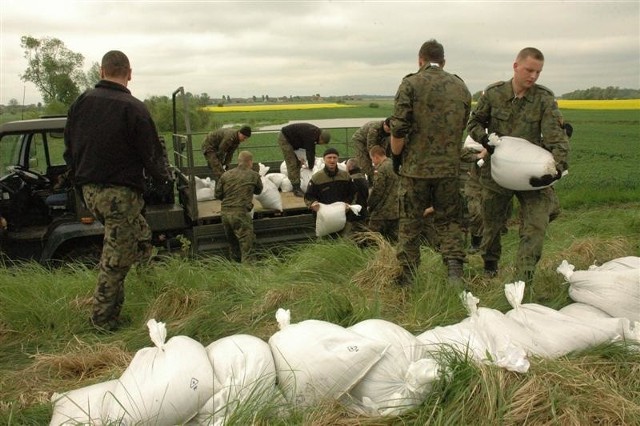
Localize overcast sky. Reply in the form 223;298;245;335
1;0;638;105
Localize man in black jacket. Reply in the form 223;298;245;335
64;50;172;332
277;123;331;196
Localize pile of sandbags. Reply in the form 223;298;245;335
50;257;640;425
194;176;216;201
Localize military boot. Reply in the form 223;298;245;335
292;183;304;198
468;235;482;254
484;260;498;277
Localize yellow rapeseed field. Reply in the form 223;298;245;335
203;103;356;112
557;99;640;110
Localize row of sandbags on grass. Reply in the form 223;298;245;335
50;257;639;425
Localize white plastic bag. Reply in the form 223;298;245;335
254;177;283;211
557;260;640;322
191;334;278;426
346;319;439;417
258;163;270;177
106;319;214;425
266;172;286;189
315;202;361;237
489;134;559;191
268;308;389;407
50;380;117;425
194;176;216;201
589;256;640;271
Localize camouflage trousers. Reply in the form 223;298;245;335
82;184;152;329
464;174;483;239
204;151;225;181
277;133;302;186
481;184;555;278
221;209;255;262
396;176;465;273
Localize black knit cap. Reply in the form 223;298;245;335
323;147;339;157
239;126;252;137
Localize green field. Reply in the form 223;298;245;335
1;106;639;424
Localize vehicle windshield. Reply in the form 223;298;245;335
0;135;22;175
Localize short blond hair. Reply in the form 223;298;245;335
238;150;253;166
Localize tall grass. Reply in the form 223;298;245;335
1;202;639;424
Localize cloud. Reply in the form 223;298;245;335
1;0;638;105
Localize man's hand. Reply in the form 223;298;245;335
391;153;402;175
310;201;320;212
529;169;562;187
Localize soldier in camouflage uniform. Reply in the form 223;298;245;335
390;39;471;287
467;47;570;285
351;118;391;184
64;50;172;331
202;126;252;181
367;145;399;242
214;151;263;262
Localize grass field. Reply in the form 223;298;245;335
1;105;639;425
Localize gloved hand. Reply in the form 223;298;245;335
563;123;574;138
529;169;562;187
391;153;402;174
479;134;495;155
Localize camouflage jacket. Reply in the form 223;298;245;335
466;79;570;184
351;120;390;151
202;128;242;168
368;157;399;220
391;64;471;178
214;165;263;212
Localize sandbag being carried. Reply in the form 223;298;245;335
190;334;279;426
346;319;440;417
254;177;283;211
557;259;640;322
268;308;389;407
50;379;117;425
315;202;362;237
106;319;214;425
488;134;561;191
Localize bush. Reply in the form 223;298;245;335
369;103;379;109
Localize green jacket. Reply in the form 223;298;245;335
214;165;263;212
202;128;242;169
351;120;390;151
466;80;570;185
391;64;471;178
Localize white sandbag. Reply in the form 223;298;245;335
254;177;283;211
279;160;287;175
463;135;484;152
106;319;214;425
557;260;640;322
488;134;560;191
300;168;313;193
346;319;440;417
197;187;216;202
417;293;532;373
258;163;270;177
193;175;212;190
268;308;389;407
265;172;286;189
338;161;347;172
559;303;612;320
280;176;293;192
504;281;636;358
191;334;278;426
50;379;117;425
315;202;362;237
589;256;640;271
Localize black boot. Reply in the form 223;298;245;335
292;183;304;197
484;260;498;277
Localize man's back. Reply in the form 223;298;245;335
216;166;262;211
395;65;471;178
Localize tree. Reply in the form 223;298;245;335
84;62;101;90
20;36;85;107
